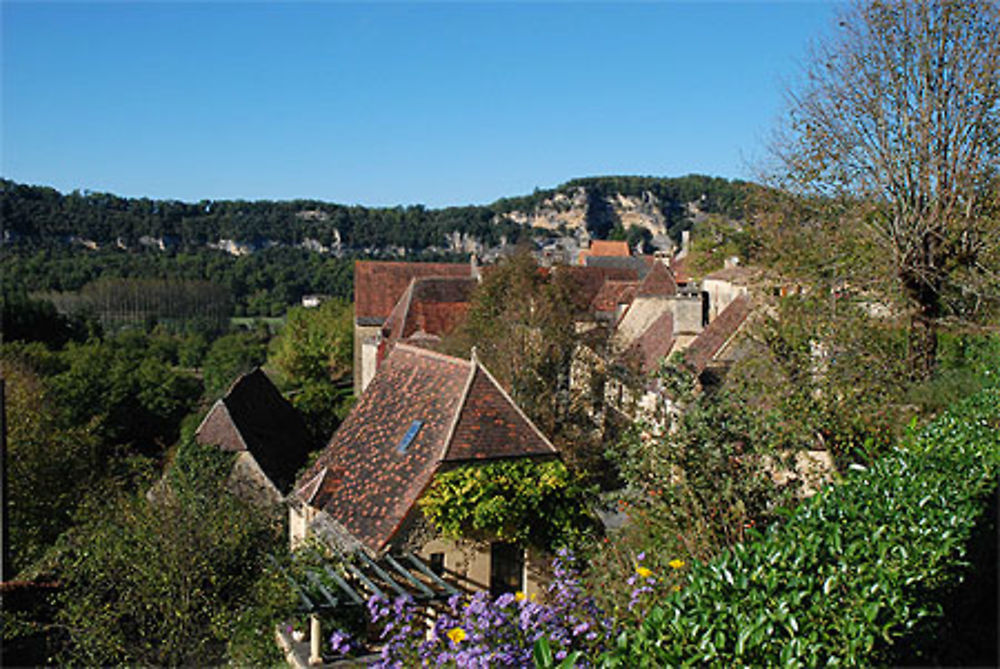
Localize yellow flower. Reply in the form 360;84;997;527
669;559;686;569
447;627;466;644
673;585;682;592
636;566;653;579
515;591;526;602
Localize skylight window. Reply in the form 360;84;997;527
396;420;423;454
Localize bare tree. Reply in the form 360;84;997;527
774;0;1000;377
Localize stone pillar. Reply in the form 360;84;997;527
309;613;322;665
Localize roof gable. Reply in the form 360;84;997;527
382;276;477;344
637;261;678;297
294;344;557;553
445;364;557;462
195;368;313;494
629;310;674;374
354;261;472;324
685;293;751;372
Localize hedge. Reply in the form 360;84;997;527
604;387;1000;667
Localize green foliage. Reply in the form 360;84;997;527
725;294;911;463
604;387;1000;666
0;292;96;348
50;331;202;456
686;213;757;276
268;297;354;443
418;459;596;551
201;328;269;397
270;298;353;383
0;360;101;575
444;251;612;479
54;439;287;667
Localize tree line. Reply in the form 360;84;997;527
1;174;748;252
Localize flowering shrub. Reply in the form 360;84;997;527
329;550;620;667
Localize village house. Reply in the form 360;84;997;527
290;343;559;599
352;260;475;393
194;368;314;507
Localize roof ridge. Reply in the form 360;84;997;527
393;342;473;367
438;355;479;462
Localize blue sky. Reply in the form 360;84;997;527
2;2;838;208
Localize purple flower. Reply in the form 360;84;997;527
328;629;352;655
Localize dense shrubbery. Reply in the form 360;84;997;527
328;387;998;667
605;387;1000;666
419;459;596;552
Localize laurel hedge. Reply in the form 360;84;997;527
604;387;1000;667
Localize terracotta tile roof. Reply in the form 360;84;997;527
590;280;640;314
589;240;631;257
637;261;678;297
354;261;472;325
556;266;640;310
195;368;313;494
671;256;691;284
445;364;555;462
684;293;751;373
294;344;557;554
629;310;674;374
381;276;477;345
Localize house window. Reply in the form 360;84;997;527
396;420;423;454
429;552;445;576
489;542;524;597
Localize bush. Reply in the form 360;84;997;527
604;387;1000;666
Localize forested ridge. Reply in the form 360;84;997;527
1;175;747;316
1;174;747;250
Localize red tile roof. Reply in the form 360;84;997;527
670;256;691;284
294;344;557;554
590;280;640;314
195;368;313;494
684;293;751;373
629;310;674;374
637;261;678;297
556;266;640;310
381;276;477;345
354;261;472;325
589;240;631;257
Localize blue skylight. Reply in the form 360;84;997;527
396;420;423;454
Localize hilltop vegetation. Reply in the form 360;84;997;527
1;174;747;251
0;174;747;318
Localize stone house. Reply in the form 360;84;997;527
194;368;313;507
290;343;559;599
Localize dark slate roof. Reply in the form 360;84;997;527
294;344;557;554
354;261;473;325
381;276;477;345
684;293;751;373
195;368;313;494
584;255;654;278
636;261;678;297
629;310;674;374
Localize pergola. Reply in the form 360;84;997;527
272;549;460;664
